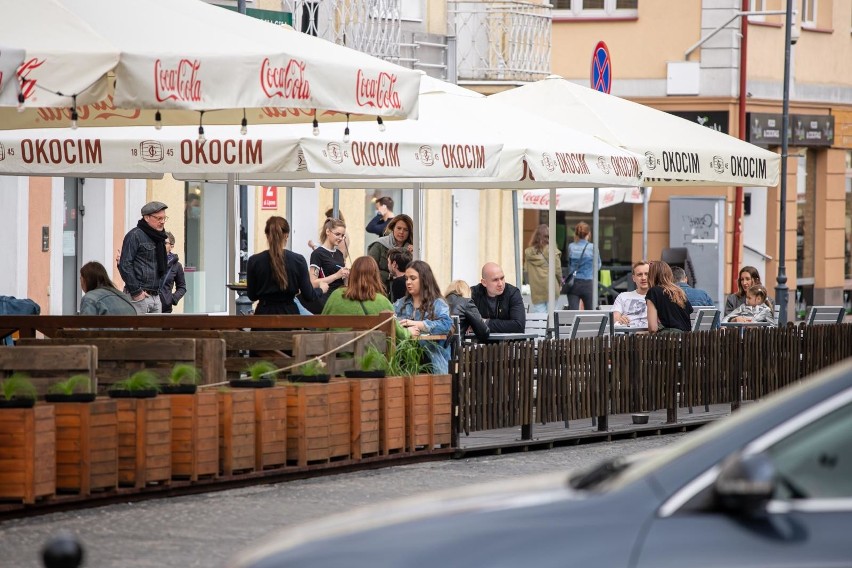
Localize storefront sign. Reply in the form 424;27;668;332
667;111;729;134
748;113;835;147
214;5;293;26
261;186;278;210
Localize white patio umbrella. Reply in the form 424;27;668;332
492;75;780;187
0;0;421;127
520;187;631;214
0;46;26;106
0;120;502;179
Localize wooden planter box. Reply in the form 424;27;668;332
218;390;256;476
405;374;452;452
287;380;350;466
116;397;172;488
0;404;56;504
255;386;288;471
380;377;406;455
349;378;381;459
169;392;219;481
52;399;118;495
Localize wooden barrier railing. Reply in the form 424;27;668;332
454;324;852;441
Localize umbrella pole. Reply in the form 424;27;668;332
642;186;649;261
413;183;422;260
548;187;557;327
332;187;340;218
513;190;522;288
227;174;238;315
593;187;600;309
286;186;294;250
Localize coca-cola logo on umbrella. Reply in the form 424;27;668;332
154;59;202;103
260;58;310;101
355;70;401;110
17;58;44;101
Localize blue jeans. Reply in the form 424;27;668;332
130;294;162;315
530;302;547;313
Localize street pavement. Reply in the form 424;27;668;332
0;433;686;568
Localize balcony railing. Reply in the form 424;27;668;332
448;0;552;83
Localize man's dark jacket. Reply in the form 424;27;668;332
470;282;525;333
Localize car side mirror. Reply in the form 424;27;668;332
714;451;776;516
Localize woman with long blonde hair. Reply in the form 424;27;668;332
646;260;693;333
246;216;328;315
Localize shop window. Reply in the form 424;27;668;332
796;152;816;282
552;0;638;19
183;182;229;314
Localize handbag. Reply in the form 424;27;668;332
561;243;589;296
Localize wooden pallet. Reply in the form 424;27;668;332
255;386;289;471
169;392;218;481
287;380;351;466
405;374;452;452
350;378;381;459
218;390;256;476
116;397;172;488
52;399;118;494
0;404;55;504
380;377;406;454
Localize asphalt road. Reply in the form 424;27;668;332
0;433;686;568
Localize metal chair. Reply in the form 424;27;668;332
804;306;845;326
524;312;550;341
691;308;720;332
554;310;608;339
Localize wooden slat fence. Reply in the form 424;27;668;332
457;341;534;435
454;324;852;436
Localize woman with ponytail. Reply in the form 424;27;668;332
247;216;328;315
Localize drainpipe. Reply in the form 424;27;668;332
731;1;749;293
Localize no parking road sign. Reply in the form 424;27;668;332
591;41;612;94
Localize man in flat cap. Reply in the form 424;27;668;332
118;201;170;314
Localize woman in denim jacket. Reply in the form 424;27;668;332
565;221;600;310
394;260;453;374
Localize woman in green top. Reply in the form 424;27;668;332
322;256;409;341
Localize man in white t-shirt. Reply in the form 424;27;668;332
613;261;650;327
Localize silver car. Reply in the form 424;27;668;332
230;360;852;568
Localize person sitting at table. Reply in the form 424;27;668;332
725;266;773;315
247;216;328;315
724;284;777;326
79;261;136;315
672;266;713;307
321;256;408;340
304;217;350;313
646;260;693;334
394;260;453;374
613;261;651;328
471;262;525;333
444;280;489;342
387;247;412;303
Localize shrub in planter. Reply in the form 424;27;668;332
45;375;96;403
108;371;160;399
0;373;38;408
288;359;330;383
388;339;431;377
230;361;277;388
160;363;201;395
345;345;388;379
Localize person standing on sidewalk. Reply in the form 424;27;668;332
524;224;562;313
159;232;187;314
118;201;170;314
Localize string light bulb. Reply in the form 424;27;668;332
198;111;206;142
377;116;385;132
343;113;350;143
70;95;78;130
312;116;319;136
16;91;25;113
154;110;162;130
240;109;248;136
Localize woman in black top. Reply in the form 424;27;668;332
309;218;350;302
246;216;328;315
646;260;693;333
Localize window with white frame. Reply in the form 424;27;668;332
801;0;817;27
748;0;766;22
552;0;638;18
401;0;423;22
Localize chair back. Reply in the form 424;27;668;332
524;312;549;340
554;310;608;339
691;308;720;332
805;306;844;326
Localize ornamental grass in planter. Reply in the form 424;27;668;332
287;359;330;384
160;365;218;481
230;361;277;389
0;373;55;503
344;345;388;379
160;363;201;395
110;372;171;488
45;375;96;403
